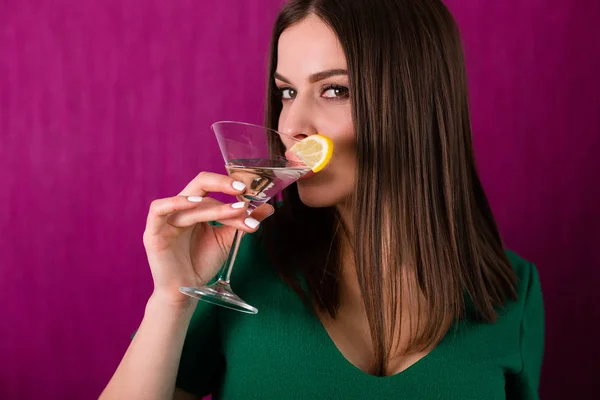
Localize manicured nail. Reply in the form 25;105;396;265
187;196;203;203
232;181;246;191
244;217;260;229
232;202;246;209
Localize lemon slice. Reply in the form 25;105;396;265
289;134;334;173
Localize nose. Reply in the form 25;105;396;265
278;96;317;148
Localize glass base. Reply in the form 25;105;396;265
179;280;258;314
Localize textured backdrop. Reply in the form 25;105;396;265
1;0;598;398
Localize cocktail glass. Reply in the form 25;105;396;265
179;121;310;314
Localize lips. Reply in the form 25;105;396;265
283;149;315;180
299;170;316;180
286;135;321;181
284;150;303;163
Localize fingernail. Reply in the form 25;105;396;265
232;181;246;191
232;202;246;209
244;217;260;229
187;196;203;203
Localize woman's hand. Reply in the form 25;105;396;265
142;172;274;308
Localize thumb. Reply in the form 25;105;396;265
249;203;275;222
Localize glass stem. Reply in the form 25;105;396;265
216;229;245;284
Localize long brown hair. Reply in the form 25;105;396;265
261;0;517;376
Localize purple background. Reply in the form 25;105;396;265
1;0;598;398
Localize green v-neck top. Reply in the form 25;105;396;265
175;231;544;399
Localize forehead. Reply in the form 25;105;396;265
277;14;347;74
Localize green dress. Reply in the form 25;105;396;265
175;232;544;399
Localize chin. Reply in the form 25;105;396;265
295;178;347;208
297;193;333;208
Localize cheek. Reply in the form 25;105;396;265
312;127;356;193
322;109;354;153
321;114;355;184
277;107;287;132
331;127;356;167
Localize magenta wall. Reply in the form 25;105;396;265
1;1;598;398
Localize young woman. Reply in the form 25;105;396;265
101;0;544;399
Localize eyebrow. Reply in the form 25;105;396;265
274;69;348;84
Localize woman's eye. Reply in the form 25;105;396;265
322;85;349;99
279;88;297;100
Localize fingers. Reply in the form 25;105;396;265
178;171;247;198
148;195;206;218
146;196;246;235
214;203;275;232
165;198;250;230
146;172;277;237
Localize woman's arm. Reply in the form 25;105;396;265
99;294;197;400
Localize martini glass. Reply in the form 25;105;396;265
179;121;310;314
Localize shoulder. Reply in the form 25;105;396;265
504;249;542;300
502;250;545;388
503;249;544;320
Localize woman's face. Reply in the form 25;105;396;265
276;15;356;209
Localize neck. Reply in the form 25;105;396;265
333;200;365;311
335;197;354;236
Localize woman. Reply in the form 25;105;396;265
101;0;544;399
